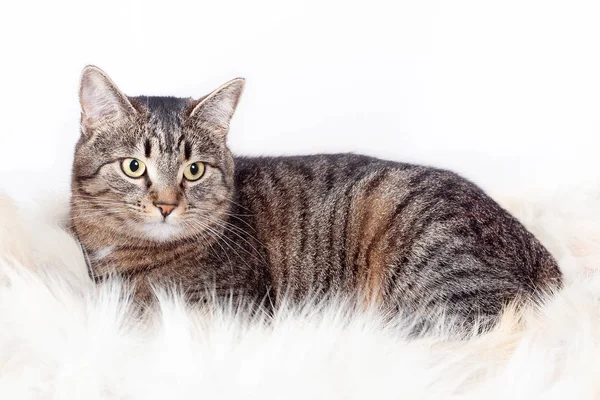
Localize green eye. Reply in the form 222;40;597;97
183;162;205;181
121;158;146;178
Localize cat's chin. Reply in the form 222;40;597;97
140;221;183;242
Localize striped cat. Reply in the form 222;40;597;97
71;66;562;334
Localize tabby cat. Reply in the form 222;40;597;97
71;66;562;333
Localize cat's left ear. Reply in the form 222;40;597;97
189;78;245;135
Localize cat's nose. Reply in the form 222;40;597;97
153;201;178;218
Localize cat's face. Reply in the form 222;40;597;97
71;66;244;244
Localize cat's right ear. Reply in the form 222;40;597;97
79;66;136;136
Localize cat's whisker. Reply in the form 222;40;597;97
180;220;229;268
182;219;235;271
193;217;260;263
188;207;260;241
190;213;268;266
207;193;255;215
190;205;259;234
184;217;260;276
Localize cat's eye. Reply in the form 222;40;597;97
183;162;205;181
121;158;146;178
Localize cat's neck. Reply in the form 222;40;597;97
77;220;220;278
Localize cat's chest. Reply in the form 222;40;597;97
86;239;271;302
87;241;206;279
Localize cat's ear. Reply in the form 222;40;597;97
79;66;137;135
189;78;245;134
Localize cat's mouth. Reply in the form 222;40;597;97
141;220;183;242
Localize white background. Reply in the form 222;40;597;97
1;0;599;200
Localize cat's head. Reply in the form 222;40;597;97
71;66;244;243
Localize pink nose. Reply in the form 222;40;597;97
153;202;178;218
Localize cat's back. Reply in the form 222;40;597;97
232;153;561;311
234;153;428;198
233;152;498;225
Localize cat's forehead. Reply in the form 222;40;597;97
131;96;190;136
132;96;192;117
128;95;217;155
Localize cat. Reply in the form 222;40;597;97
71;66;562;334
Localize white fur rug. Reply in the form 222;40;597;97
1;187;600;399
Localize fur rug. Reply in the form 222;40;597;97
1;186;600;399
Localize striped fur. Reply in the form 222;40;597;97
71;66;562;334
